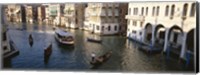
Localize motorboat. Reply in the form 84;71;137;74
55;29;74;45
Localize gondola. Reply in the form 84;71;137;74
29;34;33;47
90;51;112;69
44;44;52;64
87;37;102;43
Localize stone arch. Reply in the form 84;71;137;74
186;28;194;52
154;24;165;45
144;23;153;43
167;25;183;40
166;25;183;58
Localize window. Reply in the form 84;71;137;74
156;6;159;16
128;20;131;25
170;5;175;17
133;8;138;15
190;3;195;17
140;32;142;35
108;26;111;31
140;22;143;27
133;21;137;26
146;7;148;16
165;5;169;16
141;7;144;15
183;3;188;16
102;26;104;31
152;7;155;16
135;8;138;15
132;30;136;34
114;26;117;31
128;8;131;15
96;25;99;30
119;26;121;31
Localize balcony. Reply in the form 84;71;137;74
64;14;74;17
125;15;145;21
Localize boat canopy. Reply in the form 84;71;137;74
55;29;73;37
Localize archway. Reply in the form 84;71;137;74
144;23;153;43
185;28;194;66
154;24;165;46
186;29;194;52
167;25;183;58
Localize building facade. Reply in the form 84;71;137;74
119;3;128;36
84;3;120;35
37;5;46;24
64;3;85;29
25;5;33;23
126;2;196;60
6;4;21;23
64;3;77;28
48;4;61;26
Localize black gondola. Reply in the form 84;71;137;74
44;43;52;64
90;51;112;69
29;34;33;47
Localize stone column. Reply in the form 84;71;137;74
180;32;187;59
142;29;146;43
163;28;169;52
151;25;156;46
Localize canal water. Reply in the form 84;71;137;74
3;23;194;72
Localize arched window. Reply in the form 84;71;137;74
170;5;175;17
146;7;148;16
165;5;169;16
114;25;117;31
141;7;144;15
190;3;196;17
183;3;188;16
152;7;155;16
156;6;160;16
108;26;111;31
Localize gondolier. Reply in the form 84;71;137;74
91;52;96;62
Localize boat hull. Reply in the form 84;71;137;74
54;35;74;46
87;38;102;43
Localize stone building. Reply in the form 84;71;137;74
126;2;196;60
84;3;121;35
6;4;21;23
64;3;86;29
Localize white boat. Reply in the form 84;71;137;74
54;29;74;45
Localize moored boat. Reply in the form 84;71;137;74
87;37;102;43
55;29;74;45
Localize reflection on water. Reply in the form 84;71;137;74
3;23;194;72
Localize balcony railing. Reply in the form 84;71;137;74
125;15;145;21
